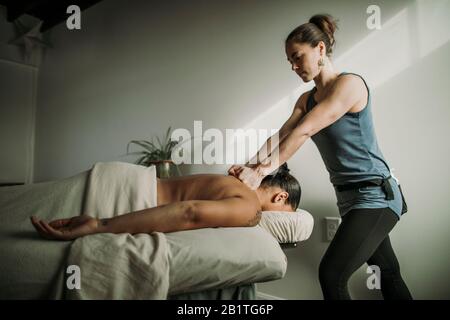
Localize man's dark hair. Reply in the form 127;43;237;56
260;163;301;210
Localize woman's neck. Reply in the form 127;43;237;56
313;59;340;94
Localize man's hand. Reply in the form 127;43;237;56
30;215;99;241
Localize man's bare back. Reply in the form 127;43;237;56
157;174;260;208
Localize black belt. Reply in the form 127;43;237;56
335;176;395;200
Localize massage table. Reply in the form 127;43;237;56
0;162;313;300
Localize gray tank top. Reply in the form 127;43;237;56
305;72;391;185
305;72;403;218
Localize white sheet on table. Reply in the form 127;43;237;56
66;161;169;300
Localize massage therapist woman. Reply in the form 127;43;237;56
229;14;413;300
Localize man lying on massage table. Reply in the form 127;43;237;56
31;163;301;241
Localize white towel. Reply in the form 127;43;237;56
66;161;170;300
83;161;158;216
258;209;314;243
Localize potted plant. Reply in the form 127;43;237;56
127;127;181;178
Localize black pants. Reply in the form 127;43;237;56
319;207;413;300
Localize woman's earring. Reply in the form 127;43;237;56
318;57;325;67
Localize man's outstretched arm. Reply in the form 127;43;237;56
31;197;260;240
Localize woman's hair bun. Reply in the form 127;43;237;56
277;163;290;175
308;14;338;47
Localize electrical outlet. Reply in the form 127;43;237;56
324;217;341;241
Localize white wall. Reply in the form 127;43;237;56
33;0;411;180
29;0;449;299
0;7;38;184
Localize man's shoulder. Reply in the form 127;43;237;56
229;178;261;210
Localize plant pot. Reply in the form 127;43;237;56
149;160;174;179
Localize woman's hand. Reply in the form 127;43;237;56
228;164;244;178
30;215;99;241
228;164;266;190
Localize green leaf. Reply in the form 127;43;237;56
165;126;171;144
136;154;148;165
128;127;179;162
156;136;163;149
126;151;147;156
146;140;161;151
127;140;154;153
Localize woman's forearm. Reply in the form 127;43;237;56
95;201;196;234
248;129;290;166
258;128;310;175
